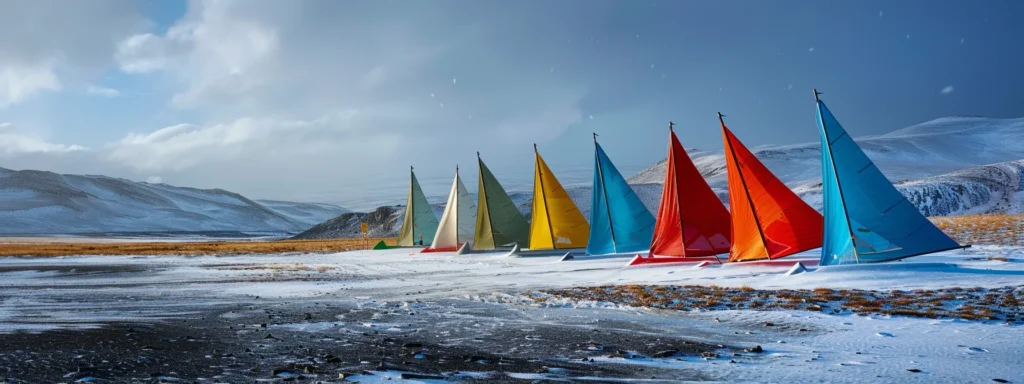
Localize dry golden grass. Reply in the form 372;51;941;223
931;213;1024;246
541;284;1022;323
0;237;396;257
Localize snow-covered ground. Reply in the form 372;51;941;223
1;247;1022;382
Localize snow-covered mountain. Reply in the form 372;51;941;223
629;116;1024;189
624;116;1024;216
254;200;350;227
0;168;346;235
300;116;1024;239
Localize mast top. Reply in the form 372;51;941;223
592;132;598;143
476;151;480;158
717;112;726;124
813;88;821;102
533;143;538;152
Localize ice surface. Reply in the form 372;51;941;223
1;247;1022;382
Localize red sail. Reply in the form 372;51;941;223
721;123;822;262
649;130;732;257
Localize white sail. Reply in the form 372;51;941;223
430;169;476;250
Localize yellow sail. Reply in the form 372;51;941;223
529;147;590;250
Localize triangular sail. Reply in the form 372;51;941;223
649;126;731;257
529;146;590;250
720;117;823;262
474;155;530;250
397;167;439;246
429;168;476;251
815;92;962;266
587;140;656;255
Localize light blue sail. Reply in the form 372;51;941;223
816;98;962;266
587;142;656;255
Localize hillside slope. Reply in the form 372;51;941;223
629;116;1024;189
0;168;346;235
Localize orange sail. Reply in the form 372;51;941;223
648;123;731;257
720;114;823;262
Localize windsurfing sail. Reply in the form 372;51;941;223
529;144;590;250
397;166;439;246
425;166;476;252
720;113;823;262
814;90;963;266
648;123;731;257
474;153;530;250
587;135;656;255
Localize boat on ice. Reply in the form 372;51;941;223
813;90;967;266
472;153;531;252
421;166;475;253
630;123;731;266
375;166;439;250
522;144;589;257
586;134;656;257
720;112;823;266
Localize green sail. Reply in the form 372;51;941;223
473;156;530;250
397;168;439;246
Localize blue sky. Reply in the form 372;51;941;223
0;0;1022;210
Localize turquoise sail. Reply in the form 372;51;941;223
587;141;656;255
815;94;963;266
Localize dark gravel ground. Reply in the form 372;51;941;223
0;299;743;383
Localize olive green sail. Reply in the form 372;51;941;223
396;166;439;247
473;153;530;250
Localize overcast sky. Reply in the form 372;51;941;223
1;0;1023;210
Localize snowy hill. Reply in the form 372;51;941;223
0;168;346;235
303;116;1024;239
628;116;1024;188
254;200;350;227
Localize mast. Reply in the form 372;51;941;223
720;112;770;260
814;88;859;263
535;144;556;248
405;165;409;243
455;164;460;246
594;133;617;252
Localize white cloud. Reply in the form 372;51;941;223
0;64;61;107
146;176;163;184
808;47;815;52
940;85;955;94
13;0;589;207
105;111;365;171
87;85;120;97
114;1;290;108
0;1;144;106
0;122;87;155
